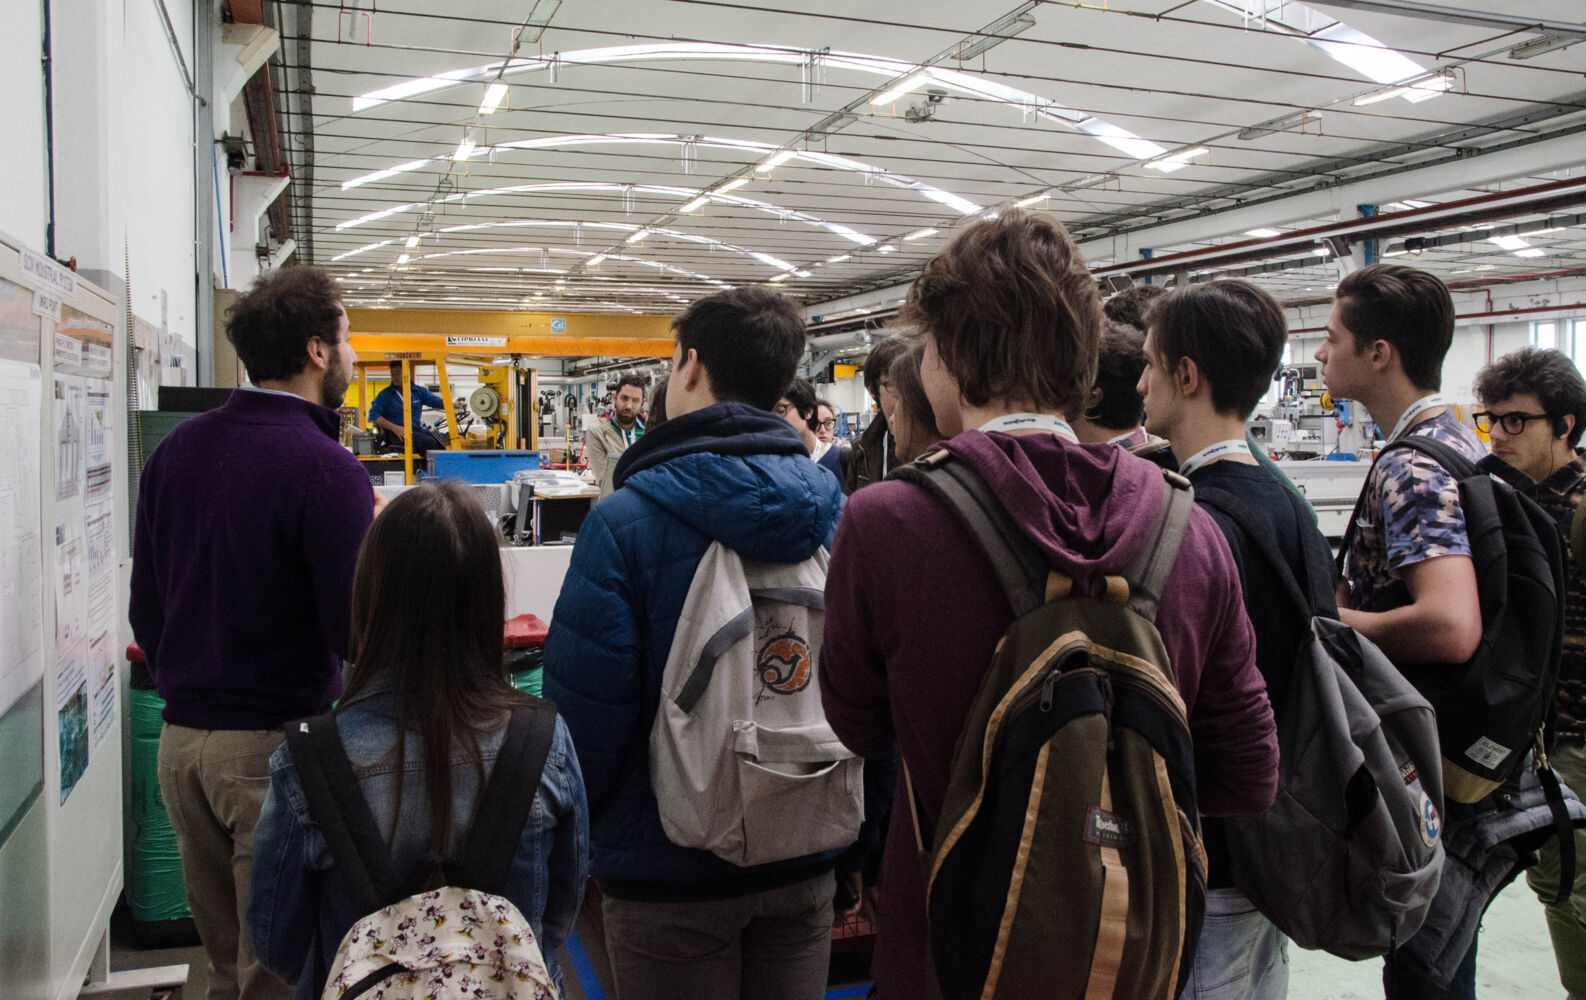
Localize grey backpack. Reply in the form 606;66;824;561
650;540;863;867
1196;485;1446;959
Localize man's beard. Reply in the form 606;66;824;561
321;361;351;408
616;412;636;427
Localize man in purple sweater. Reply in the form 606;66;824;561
130;267;375;1000
819;213;1278;1000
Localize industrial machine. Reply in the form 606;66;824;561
353;352;540;484
1268;362;1371;460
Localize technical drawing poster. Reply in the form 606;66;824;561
53;377;83;502
0;359;44;716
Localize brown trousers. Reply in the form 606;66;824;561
157;723;292;1000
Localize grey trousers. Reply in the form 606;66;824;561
157;723;291;1000
601;871;837;1000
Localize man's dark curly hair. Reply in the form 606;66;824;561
225;267;344;384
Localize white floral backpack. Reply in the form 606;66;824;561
285;705;561;1000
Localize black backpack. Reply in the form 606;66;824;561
1196;483;1445;958
1342;435;1565;803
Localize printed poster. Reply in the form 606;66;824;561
56;645;87;804
53;377;83;502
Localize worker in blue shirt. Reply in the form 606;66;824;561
369;362;450;455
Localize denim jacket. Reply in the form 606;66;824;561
247;679;589;1000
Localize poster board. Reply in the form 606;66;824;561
0;232;128;1000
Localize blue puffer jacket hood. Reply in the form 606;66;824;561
543;400;847;898
612;400;842;560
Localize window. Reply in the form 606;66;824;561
1532;318;1586;362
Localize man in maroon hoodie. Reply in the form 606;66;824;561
819;212;1278;1000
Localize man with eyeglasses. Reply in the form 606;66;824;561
1474;347;1586;1000
776;377;845;484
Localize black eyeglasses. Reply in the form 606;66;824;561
773;401;794;417
817;418;838;431
1473;409;1551;435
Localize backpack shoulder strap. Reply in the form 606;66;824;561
450;703;560;895
1194;483;1336;621
891;451;1049;618
1383;433;1480;480
1119;470;1195;623
283;713;397;917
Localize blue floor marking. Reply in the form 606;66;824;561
825;987;871;999
565;931;609;1000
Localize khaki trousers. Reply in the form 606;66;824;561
601;872;836;1000
1528;738;1586;998
157;723;291;1000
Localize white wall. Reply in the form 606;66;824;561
41;0;199;351
0;0;48;247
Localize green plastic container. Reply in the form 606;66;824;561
127;687;195;923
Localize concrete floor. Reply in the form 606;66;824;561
109;879;1565;1000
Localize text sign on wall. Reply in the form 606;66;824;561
19;249;77;300
446;336;507;348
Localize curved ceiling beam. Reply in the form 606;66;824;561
348;42;1175;167
338;132;977;220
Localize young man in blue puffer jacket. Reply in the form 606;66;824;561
544;287;845;1000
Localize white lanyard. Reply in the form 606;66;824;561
1386;394;1446;443
1178;439;1253;475
978;412;1077;443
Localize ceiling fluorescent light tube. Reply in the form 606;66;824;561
679;197;709;213
716;177;750;194
405;235;421;248
755;150;797;173
903;228;938;241
1245;228;1282;238
1147;147;1209;171
1521;226;1565;237
626;230;649;244
769;273;788;283
1015;193;1049;208
1514;248;1548;258
480;82;509;114
826;254;851;264
1489;235;1529;251
454;130;479;162
957;12;1037;61
871;71;933;106
1352;87;1407;107
587;254;607;266
1509;33;1579;61
396;254;411;265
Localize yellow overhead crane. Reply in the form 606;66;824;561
344;310;676;484
353;350;533;485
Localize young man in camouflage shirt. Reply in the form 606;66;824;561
1318;263;1485;1000
1474;347;1586;1000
